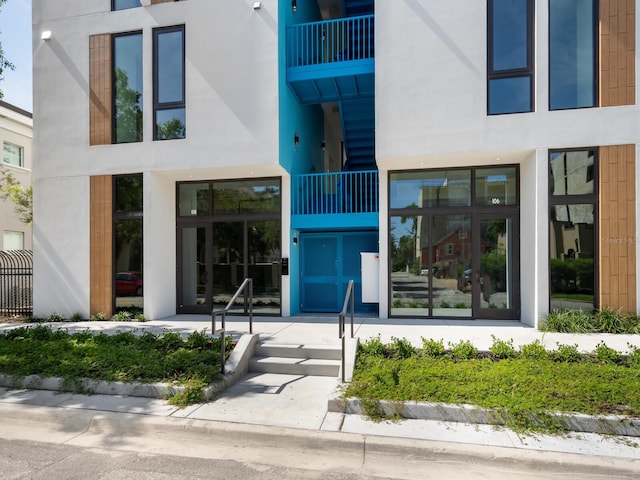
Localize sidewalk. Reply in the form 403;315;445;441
1;315;640;469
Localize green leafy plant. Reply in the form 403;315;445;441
552;343;581;363
449;340;478;360
388;337;417;359
134;313;146;322
168;377;207;408
111;311;131;322
489;336;517;359
47;313;65;323
594;342;620;364
421;338;446;358
91;312;105;322
519;340;548;360
70;312;82;321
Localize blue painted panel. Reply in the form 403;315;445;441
292;212;378;230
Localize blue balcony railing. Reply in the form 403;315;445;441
292;170;378;216
287;14;374;68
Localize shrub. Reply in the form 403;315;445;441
134;313;146;322
388;337;417;359
594;308;625;334
594;342;620;364
489;336;517;359
627;343;640;367
421;338;446;358
70;312;82;321
91;312;105;322
449;340;478;360
47;313;65;323
519;340;548;360
552;343;581;363
541;309;592;333
359;336;388;358
112;311;131;322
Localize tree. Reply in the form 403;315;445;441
114;68;143;143
0;167;32;225
0;0;15;99
156;117;185;140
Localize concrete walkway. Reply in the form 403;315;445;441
1;315;640;468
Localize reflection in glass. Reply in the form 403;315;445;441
115;219;143;310
549;204;595;310
549;0;596;110
491;0;529;71
178;183;210;216
113;33;143;143
115;175;143;213
475;167;517;206
390;170;471;209
113;0;140;11
212;222;244;309
431;215;472;317
489;76;531;114
213;180;281;214
156;29;184;104
248;221;281;314
181;227;206;307
549;150;595;196
479;218;512;310
155;108;186;140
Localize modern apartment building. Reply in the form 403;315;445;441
0;100;32;251
32;0;640;327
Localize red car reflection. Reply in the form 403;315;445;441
115;272;143;296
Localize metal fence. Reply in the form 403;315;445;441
0;250;33;317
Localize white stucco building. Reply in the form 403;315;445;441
32;0;640;326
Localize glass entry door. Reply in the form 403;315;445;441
474;214;519;319
178;221;281;314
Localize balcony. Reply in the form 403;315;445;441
286;14;374;105
291;170;379;229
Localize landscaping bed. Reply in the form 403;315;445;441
344;337;640;434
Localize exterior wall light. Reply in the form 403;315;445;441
294;132;300;146
41;31;52;41
321;140;326;151
252;2;261;9
292;0;297;12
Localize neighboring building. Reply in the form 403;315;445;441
31;0;640;327
0;100;32;251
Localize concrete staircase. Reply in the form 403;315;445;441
249;342;341;378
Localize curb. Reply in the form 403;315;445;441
328;397;640;437
1;403;639;477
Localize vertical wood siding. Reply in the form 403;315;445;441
600;0;636;106
90;176;113;317
599;145;636;312
89;34;112;146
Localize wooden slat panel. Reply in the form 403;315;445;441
90;176;113;318
600;0;636;106
599;145;636;312
89;34;112;146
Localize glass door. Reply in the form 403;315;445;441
474;214;519;319
177;225;209;313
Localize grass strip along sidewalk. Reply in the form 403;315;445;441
0;325;230;406
344;337;640;434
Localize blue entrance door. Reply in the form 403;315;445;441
300;232;378;313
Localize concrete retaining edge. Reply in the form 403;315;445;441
328;397;640;437
0;332;259;401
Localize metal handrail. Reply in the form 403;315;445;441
211;278;253;374
338;279;355;383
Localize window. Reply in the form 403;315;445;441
487;0;534;114
3;231;24;251
114;175;143;311
154;25;185;140
3;142;23;167
112;0;141;10
549;149;597;311
549;0;597;110
113;32;143;143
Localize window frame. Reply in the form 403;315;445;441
487;0;535;115
153;25;186;141
2;141;24;168
111;0;141;11
111;30;144;145
548;148;599;311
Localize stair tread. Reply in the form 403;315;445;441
251;356;340;365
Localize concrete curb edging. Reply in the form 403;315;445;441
328;397;640;437
0;333;260;401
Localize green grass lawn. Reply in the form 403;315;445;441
0;325;229;405
345;337;640;433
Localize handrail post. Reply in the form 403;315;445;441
248;278;253;334
219;312;226;374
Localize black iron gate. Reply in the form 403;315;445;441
0;250;33;316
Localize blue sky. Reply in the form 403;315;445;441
0;0;32;112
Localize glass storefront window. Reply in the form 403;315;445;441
213;180;281;215
113;32;143;144
475;167;517;206
550;150;595;196
390;170;471;209
178;183;210;216
549;204;595;311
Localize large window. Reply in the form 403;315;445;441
487;0;534;114
112;0;141;10
3;231;24;251
549;0;597;110
113;32;143;143
3;142;23;167
154;25;186;140
549;149;597;311
114;175;143;312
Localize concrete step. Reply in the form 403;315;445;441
249;356;340;377
255;343;341;361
